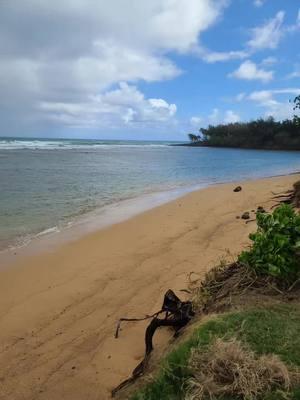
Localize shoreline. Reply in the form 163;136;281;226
0;182;209;267
0;173;299;399
173;142;300;151
2;168;300;267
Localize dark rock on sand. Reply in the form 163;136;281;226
233;186;242;192
241;211;250;220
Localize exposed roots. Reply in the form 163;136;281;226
188;262;283;314
185;338;296;400
271;180;300;209
111;290;194;397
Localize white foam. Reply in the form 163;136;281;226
35;226;60;237
0;139;172;150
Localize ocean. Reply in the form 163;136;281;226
1;137;300;252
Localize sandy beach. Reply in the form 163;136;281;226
0;173;299;400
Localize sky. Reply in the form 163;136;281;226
0;0;299;140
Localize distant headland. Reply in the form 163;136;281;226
179;95;300;151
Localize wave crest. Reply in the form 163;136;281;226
0;139;172;150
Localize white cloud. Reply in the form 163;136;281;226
190;116;203;127
286;67;300;79
261;56;277;66
249;88;300;103
148;0;225;52
248;11;285;50
253;0;265;7
248;88;300;120
42;45;181;93
229;60;273;82
200;9;297;65
122;108;137;124
286;8;300;33
208;108;221;124
190;109;241;127
235;93;246;102
198;49;248;63
0;0;226;56
248;91;278;107
224;110;240;123
0;0;226;134
39;82;177;129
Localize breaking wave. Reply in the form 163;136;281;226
0;139;173;150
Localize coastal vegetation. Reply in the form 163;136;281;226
239;204;300;283
129;200;300;400
131;306;300;400
187;96;300;150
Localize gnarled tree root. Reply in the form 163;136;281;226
111;290;194;397
270;180;300;209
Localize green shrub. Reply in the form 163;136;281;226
239;204;300;283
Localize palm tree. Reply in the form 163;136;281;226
188;133;199;142
293;95;300;126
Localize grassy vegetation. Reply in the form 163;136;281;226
131;305;300;400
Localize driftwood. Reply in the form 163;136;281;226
111;289;194;397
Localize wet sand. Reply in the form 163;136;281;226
0;173;298;400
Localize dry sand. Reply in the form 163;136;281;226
0;173;298;400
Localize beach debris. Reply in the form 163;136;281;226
271;180;300;209
241;211;250;220
233;186;242;192
111;289;194;397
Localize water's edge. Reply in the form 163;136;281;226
1;170;299;268
0;182;208;265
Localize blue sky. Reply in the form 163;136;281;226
0;0;299;140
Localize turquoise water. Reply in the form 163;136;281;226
1;137;300;251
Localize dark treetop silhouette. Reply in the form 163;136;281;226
186;95;300;150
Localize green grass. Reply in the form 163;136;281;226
131;304;300;400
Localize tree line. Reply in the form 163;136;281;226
187;95;300;150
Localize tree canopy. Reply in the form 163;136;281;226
187;95;300;150
188;133;201;143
